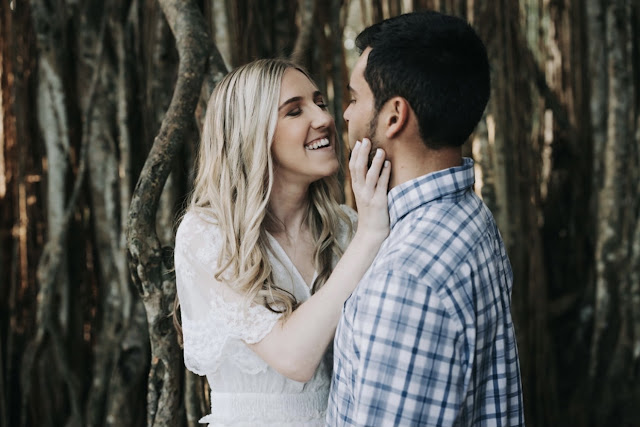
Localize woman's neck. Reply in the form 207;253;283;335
268;179;311;238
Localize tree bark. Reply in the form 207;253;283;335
291;0;317;65
475;1;558;424
125;1;224;425
588;1;639;424
208;0;232;68
21;1;88;425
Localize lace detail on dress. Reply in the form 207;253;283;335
174;206;356;426
175;211;283;376
205;291;282;344
181;294;282;376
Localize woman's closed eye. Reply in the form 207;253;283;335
286;107;302;117
314;95;328;110
286;102;327;117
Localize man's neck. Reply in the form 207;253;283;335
389;144;462;190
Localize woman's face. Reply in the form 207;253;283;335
271;68;339;186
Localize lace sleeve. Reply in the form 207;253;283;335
174;211;283;376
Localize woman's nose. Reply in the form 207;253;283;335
312;107;333;129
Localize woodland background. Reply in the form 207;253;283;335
1;0;639;426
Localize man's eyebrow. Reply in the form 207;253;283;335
278;96;302;111
347;84;357;94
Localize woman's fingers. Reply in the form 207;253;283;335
375;160;391;197
348;140;360;172
350;139;379;186
365;147;386;187
350;138;391;195
349;139;367;187
349;138;391;217
349;138;390;238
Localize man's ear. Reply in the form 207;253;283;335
383;96;410;139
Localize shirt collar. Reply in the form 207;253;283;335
387;157;476;228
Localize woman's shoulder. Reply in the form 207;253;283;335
177;209;220;234
175;209;222;252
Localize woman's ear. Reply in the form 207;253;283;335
383;97;410;139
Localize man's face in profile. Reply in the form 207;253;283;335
344;47;381;165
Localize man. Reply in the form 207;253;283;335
327;11;525;426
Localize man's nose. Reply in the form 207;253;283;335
343;105;351;124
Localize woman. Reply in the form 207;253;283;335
174;58;389;426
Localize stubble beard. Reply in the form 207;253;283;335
366;110;381;168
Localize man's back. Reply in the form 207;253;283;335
328;159;524;426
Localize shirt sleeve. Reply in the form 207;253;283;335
350;269;470;426
174;212;283;376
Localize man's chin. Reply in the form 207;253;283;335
348;135;366;151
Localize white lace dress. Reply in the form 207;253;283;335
174;206;356;427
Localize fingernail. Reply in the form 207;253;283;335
362;139;369;146
375;149;383;158
355;140;361;147
384;160;390;168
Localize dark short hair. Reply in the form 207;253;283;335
356;11;490;149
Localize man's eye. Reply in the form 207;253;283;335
349;99;356;104
317;102;328;110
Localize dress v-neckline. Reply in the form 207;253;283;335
266;232;317;290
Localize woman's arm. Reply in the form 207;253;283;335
248;139;390;382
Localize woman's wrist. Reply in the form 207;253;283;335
352;227;388;248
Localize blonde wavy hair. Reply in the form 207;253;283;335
186;58;351;317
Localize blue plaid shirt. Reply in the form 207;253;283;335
327;158;524;426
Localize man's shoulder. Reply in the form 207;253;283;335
394;194;487;242
378;196;495;281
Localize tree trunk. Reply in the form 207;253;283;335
23;1;84;425
125;1;225;425
291;0;317;65
474;1;558;425
588;1;640;425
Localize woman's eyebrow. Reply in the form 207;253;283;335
278;96;302;111
279;91;324;110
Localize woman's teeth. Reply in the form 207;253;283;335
306;138;330;150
